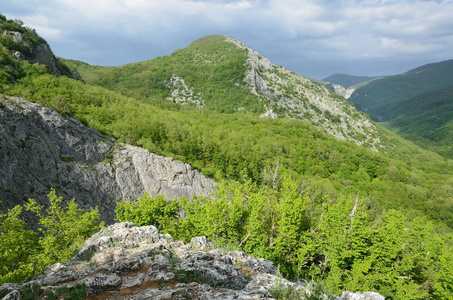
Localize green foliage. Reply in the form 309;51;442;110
0;205;38;284
115;193;179;235
116;178;453;299
25;189;104;272
1;25;453;298
0;14;77;82
0;190;103;285
432;244;453;299
61;35;265;114
269;272;303;300
3;67;453;229
350;60;453;159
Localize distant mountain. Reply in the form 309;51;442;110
323;73;383;89
62;35;383;150
348;59;453;158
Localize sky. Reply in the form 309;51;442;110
1;0;453;79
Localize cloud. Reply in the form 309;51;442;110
1;0;452;78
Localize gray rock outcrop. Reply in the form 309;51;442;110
0;26;82;80
0;223;384;299
0;97;216;226
224;36;382;151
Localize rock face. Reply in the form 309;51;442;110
330;84;356;100
0;97;216;226
224;37;382;151
166;74;204;107
0;223;385;299
0;25;82;80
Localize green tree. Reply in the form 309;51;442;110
25;189;104;274
0;205;39;284
115;193;179;236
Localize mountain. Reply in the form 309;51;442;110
62;35;384;151
321;74;385;100
6;31;451;230
323;73;383;89
348;60;453;158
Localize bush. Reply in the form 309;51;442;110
0;189;104;284
115;193;179;235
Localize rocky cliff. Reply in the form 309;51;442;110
0;222;385;300
0;97;216;226
224;37;382;151
0;18;81;80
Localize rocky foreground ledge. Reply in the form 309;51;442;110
0;223;384;300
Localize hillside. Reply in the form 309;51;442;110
348;60;453;157
0;15;80;83
382;85;453;157
2;27;450;229
1;16;453;298
0;96;215;226
0;222;385;299
62;35;384;151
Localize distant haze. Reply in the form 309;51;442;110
1;0;453;79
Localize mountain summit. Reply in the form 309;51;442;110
64;35;383;150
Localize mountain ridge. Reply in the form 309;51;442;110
1;19;453;298
63;34;384;151
323;73;384;89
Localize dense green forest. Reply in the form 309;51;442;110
349;60;453;159
1;15;453;299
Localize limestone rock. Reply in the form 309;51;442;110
0;223;384;300
0;97;216;226
0;27;80;79
225;36;382;151
338;291;385;300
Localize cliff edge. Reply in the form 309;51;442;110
0;97;216;226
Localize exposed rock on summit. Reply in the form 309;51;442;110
0;97;216;226
225;36;382;151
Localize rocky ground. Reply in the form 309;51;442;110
0;223;384;300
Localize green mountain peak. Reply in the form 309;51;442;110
64;35;385;151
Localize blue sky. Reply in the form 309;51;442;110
1;0;453;79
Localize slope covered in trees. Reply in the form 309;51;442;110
1;15;453;299
349;60;453;158
5;69;453;230
116;180;453;299
60;35;384;151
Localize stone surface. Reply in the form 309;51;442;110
166;74;204;107
0;223;384;299
0;97;216;226
225;36;382;151
338;291;385;300
0;27;81;80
